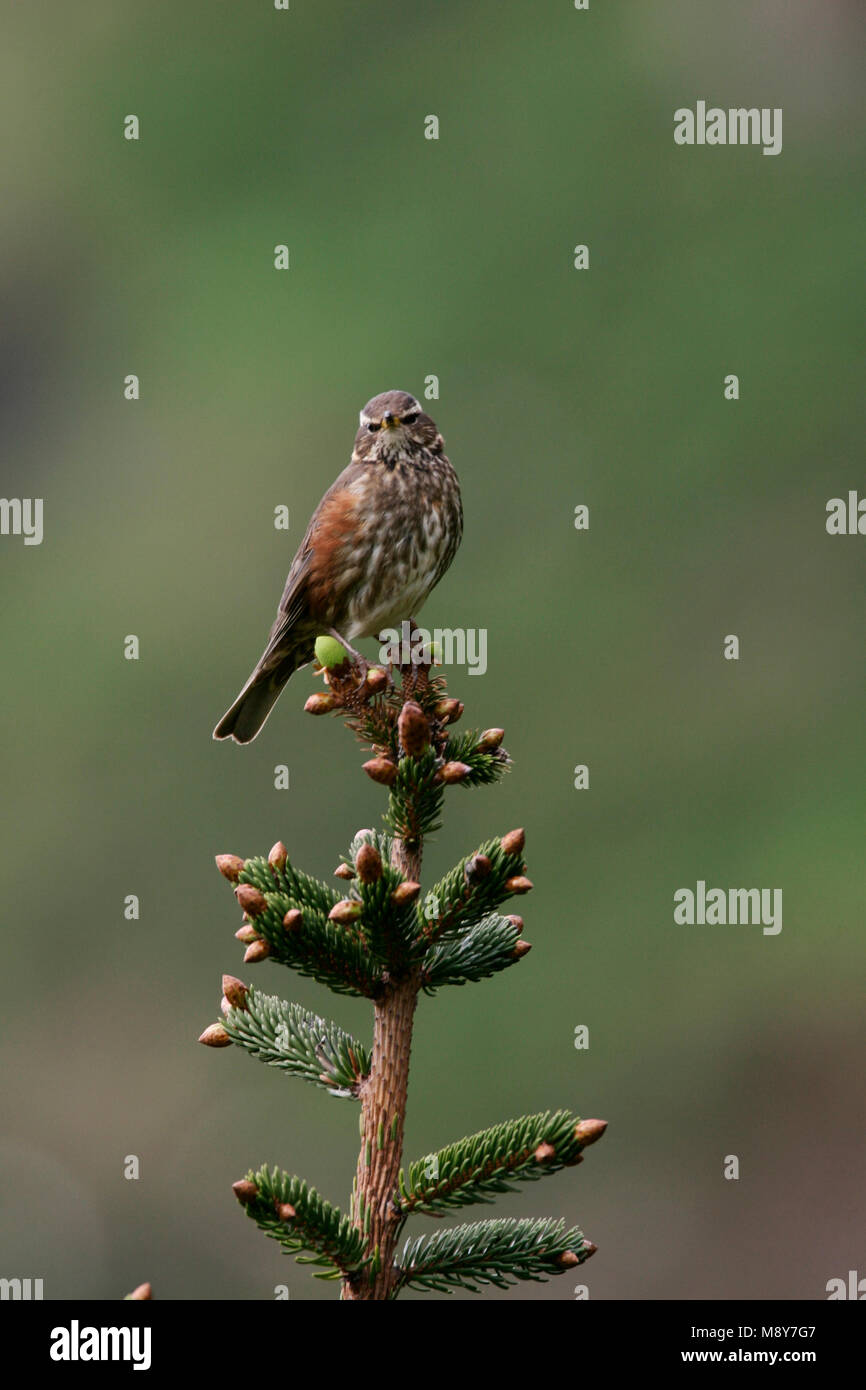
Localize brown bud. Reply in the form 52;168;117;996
282;908;303;933
574;1118;608;1148
304;692;336;715
581;1240;598;1260
363;757;398;786
329;898;362;924
334;863;355;880
534;1141;556;1163
275;1202;297;1223
199;1023;232;1048
235;923;258;944
268;841;288;872
220;997;231;1018
477;728;505;751
222;975;248;1010
232;1180;259;1206
438;760;471;784
434;697;463;724
215;854;245;883
506;914;524;935
391;880;421;905
355;843;383;883
557;1251;581;1269
126;1283;152;1301
355;839;383;884
243;939;271;963
235;884;268;917
363;666;388;694
464;853;492;884
505;875;533;895
398;700;430;757
500;827;525;856
512;940;532;959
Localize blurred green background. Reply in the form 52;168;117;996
1;0;863;1300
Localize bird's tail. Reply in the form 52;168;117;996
213;643;310;744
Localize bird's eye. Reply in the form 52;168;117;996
402;413;418;425
367;422;381;433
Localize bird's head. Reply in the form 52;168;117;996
356;390;439;459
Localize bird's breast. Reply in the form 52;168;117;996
327;455;461;637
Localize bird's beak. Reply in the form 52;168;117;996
383;413;399;429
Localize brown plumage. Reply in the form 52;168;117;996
213;390;463;743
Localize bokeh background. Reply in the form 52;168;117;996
1;0;863;1301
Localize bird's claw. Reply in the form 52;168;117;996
329;629;369;685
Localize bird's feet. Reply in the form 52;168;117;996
329;629;369;685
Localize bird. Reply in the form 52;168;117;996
213;389;463;744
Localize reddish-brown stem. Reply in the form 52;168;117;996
342;832;421;1300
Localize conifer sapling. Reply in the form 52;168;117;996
201;647;606;1299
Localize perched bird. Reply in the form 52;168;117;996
213;389;463;743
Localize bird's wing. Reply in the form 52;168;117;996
256;463;362;668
